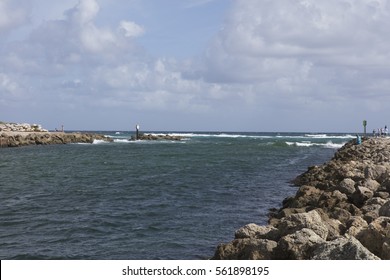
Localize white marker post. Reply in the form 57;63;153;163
136;124;140;140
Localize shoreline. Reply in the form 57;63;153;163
213;137;390;260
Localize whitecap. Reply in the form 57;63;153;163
92;139;108;144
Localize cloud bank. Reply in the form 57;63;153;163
1;0;390;131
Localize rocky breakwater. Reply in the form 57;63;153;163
0;122;112;147
130;133;184;141
213;137;390;260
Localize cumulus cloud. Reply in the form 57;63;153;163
0;0;30;34
204;0;390;100
2;0;390;131
119;21;145;38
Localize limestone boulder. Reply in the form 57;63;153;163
277;210;328;240
379;200;390;217
345;216;368;237
336;178;356;196
275;228;325;260
356;217;390;259
351;186;374;207
289;185;323;208
311;235;380;260
235;224;279;241
212;238;277;260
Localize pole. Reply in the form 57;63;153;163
363;120;367;137
136;124;140;140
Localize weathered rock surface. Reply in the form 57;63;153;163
0;122;48;133
1;132;112;147
213;137;390;260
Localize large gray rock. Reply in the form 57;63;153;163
275;228;325;260
213;238;277;260
277;210;329;240
379;200;390;217
356;217;390;259
351;186;374;207
336;178;356;195
311;235;380;260
235;224;279;241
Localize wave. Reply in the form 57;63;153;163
304;134;355;139
113;139;131;143
150;132;271;139
286;141;345;149
92;139;109;144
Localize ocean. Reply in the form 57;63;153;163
0;131;354;259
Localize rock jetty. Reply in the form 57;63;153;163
0;122;48;133
213;137;390;260
130;133;184;141
0;122;112;148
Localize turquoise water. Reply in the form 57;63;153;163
0;132;353;259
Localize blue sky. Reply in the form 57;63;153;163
1;0;390;132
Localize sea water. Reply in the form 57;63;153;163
0;132;354;259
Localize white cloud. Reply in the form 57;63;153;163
0;0;30;34
119;21;145;38
2;0;390;131
66;0;99;25
0;73;18;93
202;0;390;106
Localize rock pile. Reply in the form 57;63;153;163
130;133;184;141
213;137;390;260
0;122;48;133
0;132;112;147
0;122;112;147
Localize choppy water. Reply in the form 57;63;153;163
0;132;353;259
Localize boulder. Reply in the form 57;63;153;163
356;217;390;259
345;216;368;237
212;238;277;260
277;210;328;240
274;228;325;260
351;186;374;207
336;178;356;195
311;235;380;260
234;224;279;241
379;200;390;217
289;185;323;208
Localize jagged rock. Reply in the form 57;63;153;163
277;210;329;240
212;238;277;260
288;185;323;208
336;178;356;195
311;235;380;260
235;224;279;241
346;216;368;237
351;186;374;207
362;179;380;192
274;229;325;260
356;217;390;259
379;200;390;217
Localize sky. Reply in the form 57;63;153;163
1;0;390;132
